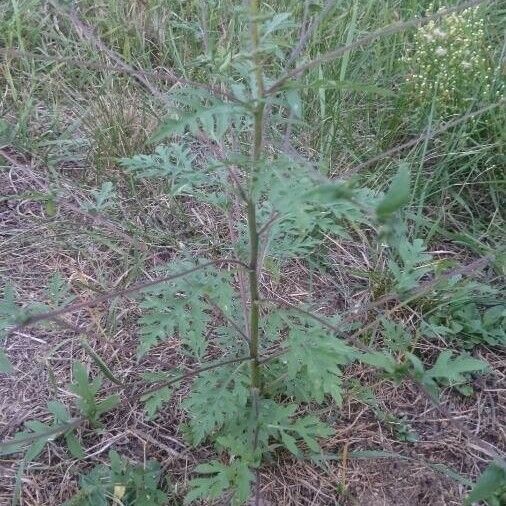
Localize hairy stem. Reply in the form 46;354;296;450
247;197;261;390
247;0;265;393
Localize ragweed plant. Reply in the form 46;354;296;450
1;1;503;504
403;5;503;118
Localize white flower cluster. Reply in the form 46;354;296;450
403;5;503;115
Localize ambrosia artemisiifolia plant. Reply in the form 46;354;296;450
118;3;490;502
1;1;499;504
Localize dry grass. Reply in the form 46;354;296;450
1;151;504;504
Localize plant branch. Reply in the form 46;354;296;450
260;255;491;349
0;419;84;451
43;2;238;103
124;348;286;403
247;0;267;393
206;297;250;343
341;256;491;350
130;355;254;402
346;101;504;175
416;384;502;459
258;256;499;459
9;259;248;334
0;47;228;99
258;298;370;352
0;148;147;251
0;347;288;455
258;211;281;236
346;255;492;324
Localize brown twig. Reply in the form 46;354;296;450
259;256;499;458
346;255;492;323
346;101;504;175
418;386;502;459
0;46;236;102
261;256;492;345
128;354;254;403
8;259;248;334
40;1;237;103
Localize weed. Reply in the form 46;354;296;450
403;5;502;120
66;450;168;506
0;0;504;504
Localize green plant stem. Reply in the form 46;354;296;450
247;0;265;394
249;0;265;101
247;197;261;391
